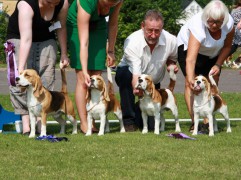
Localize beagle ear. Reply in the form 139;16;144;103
33;76;44;98
151;82;156;100
206;80;211;100
86;88;91;103
102;81;110;102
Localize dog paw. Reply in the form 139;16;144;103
154;131;160;135
72;131;78;135
209;132;214;136
142;129;148;134
85;131;92;136
227;128;232;133
192;132;197;136
120;128;125;133
29;134;35;138
98;132;104;136
175;127;181;132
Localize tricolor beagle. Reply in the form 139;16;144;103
192;75;231;136
135;66;181;134
16;68;77;138
85;75;125;136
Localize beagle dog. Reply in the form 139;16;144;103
85;75;125;136
16;68;77;138
192;75;231;136
135;66;181;134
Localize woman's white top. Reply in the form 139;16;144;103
177;12;234;58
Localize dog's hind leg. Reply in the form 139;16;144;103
67;115;77;134
213;115;218;132
114;109;125;133
220;105;231;133
160;113;165;132
53;114;66;134
171;106;181;132
105;119;110;133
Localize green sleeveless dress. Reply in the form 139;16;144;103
67;0;113;70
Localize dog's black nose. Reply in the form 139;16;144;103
91;78;94;83
16;77;20;81
138;79;143;83
196;80;201;84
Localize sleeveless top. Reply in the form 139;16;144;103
67;0;114;30
6;0;64;42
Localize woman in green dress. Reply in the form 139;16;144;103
67;0;123;133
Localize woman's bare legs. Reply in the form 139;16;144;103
184;78;194;124
75;69;102;133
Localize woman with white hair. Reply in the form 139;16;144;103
177;0;234;132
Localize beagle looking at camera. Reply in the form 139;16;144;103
85;75;125;136
16;68;77;138
192;75;231;136
135;66;181;134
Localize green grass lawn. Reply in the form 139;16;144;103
0;93;241;179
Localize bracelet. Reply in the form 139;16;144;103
108;51;114;54
215;63;221;69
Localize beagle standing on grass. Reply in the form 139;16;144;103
192;74;231;136
135;65;181;135
16;63;78;138
85;74;125;136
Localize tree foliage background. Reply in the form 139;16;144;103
0;9;9;64
0;0;236;64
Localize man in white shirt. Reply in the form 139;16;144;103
115;10;178;131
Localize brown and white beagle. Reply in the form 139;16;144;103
135;66;181;134
16;68;77;138
192;75;231;136
85;75;125;136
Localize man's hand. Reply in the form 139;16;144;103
167;64;178;74
107;52;116;67
60;54;70;69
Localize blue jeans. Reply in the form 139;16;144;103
115;66;159;130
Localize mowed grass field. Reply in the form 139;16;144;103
0;93;241;179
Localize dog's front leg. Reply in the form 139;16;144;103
86;113;93;136
213;115;218;132
154;113;160;135
40;113;47;137
29;112;37;138
192;113;199;136
98;114;106;136
207;114;214;136
142;112;148;134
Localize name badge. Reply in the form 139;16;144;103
49;21;61;32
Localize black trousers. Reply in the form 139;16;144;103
115;66;160;130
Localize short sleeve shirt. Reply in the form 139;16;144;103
118;29;178;84
177;12;234;58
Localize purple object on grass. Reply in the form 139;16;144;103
167;133;196;140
